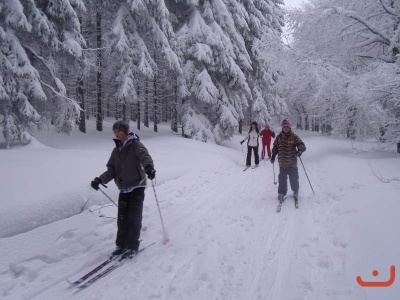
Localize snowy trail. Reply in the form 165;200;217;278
68;162;314;300
8;158;325;300
3;129;400;300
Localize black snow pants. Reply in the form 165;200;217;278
278;166;299;196
116;187;144;251
246;146;259;166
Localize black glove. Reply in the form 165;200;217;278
145;167;156;180
270;155;276;164
240;140;244;145
91;177;102;191
296;150;302;157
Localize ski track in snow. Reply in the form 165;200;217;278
3;133;396;300
4;162;338;300
60;162;340;300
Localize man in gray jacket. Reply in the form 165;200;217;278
91;120;156;259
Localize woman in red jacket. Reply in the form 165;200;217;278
260;124;275;160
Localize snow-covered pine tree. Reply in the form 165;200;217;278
171;0;285;143
231;0;286;127
106;0;180;132
0;0;85;147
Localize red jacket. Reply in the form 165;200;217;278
260;129;275;144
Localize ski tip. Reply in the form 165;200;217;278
66;279;79;288
77;284;87;289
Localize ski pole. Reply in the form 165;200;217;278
299;157;315;194
273;162;277;185
98;186;118;207
151;179;169;244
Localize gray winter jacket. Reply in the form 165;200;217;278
99;133;154;190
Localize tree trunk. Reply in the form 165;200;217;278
295;107;303;130
304;115;309;131
153;62;158;133
161;68;168;123
136;84;141;130
96;10;103;132
77;74;86;133
122;102;127;122
303;106;309;131
311;117;319;132
137;101;141;130
314;117;320;132
115;100;121;120
162;90;168;122
391;0;399;57
239;119;242;134
85;79;90;120
379;124;387;142
3;110;10;149
346;106;357;140
182;98;186;137
144;79;149;128
171;83;178;133
130;101;136;122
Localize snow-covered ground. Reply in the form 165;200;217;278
1;120;400;300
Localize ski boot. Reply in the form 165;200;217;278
293;193;299;208
111;246;127;257
121;249;138;260
278;194;284;203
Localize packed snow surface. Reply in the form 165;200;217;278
1;121;399;300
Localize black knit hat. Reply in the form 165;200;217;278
112;120;129;134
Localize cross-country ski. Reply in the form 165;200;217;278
74;242;155;289
67;254;119;287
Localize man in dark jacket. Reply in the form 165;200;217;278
91;120;156;259
270;119;306;203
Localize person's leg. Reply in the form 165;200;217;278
125;188;145;251
116;193;129;248
261;143;266;159
246;146;252;166
254;146;259;165
266;142;272;158
288;167;299;195
278;167;288;197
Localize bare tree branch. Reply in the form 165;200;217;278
330;6;392;45
378;0;399;17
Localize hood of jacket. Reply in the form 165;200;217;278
113;132;140;149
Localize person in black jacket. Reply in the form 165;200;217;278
91;120;155;259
